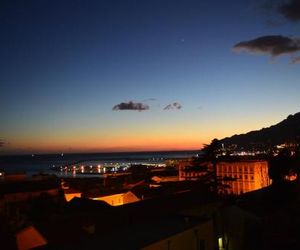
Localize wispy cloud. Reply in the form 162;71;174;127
0;138;5;147
163;102;182;110
278;0;300;22
112;101;149;111
142;98;157;102
233;35;300;64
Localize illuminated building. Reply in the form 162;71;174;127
64;189;82;202
92;191;140;206
179;159;271;195
217;160;271;195
178;159;212;181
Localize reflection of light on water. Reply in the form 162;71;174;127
72;170;76;177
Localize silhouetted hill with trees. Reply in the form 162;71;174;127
220;112;300;151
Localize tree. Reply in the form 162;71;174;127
201;138;220;193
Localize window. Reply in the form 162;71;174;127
218;238;223;250
199;239;205;250
195;230;205;250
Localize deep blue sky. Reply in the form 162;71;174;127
1;0;300;154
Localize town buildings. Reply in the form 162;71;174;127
179;159;271;195
92;191;140;206
217;160;271;195
0;173;63;237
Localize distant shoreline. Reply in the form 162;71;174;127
0;149;201;158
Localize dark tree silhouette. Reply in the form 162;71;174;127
201;138;221;192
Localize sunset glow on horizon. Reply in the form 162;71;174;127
1;0;300;155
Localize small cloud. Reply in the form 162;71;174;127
278;0;300;22
163;102;182;110
112;101;149;111
233;35;300;63
142;98;157;102
0;139;5;147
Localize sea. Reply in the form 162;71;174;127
0;150;200;178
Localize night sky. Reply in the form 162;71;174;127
1;0;300;154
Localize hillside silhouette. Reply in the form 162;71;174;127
220;112;300;150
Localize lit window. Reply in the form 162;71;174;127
218;237;223;250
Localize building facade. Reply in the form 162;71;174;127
179;159;271;195
217;160;271;195
178;159;212;181
92;191;140;206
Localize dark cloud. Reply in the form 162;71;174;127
112;101;149;111
278;0;300;22
0;139;5;147
233;35;300;63
163;102;182;110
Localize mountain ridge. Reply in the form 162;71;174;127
219;112;300;150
